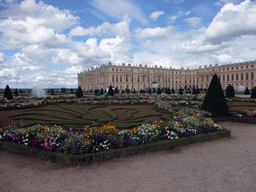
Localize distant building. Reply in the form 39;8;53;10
78;60;256;91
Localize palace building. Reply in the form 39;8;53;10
78;60;256;91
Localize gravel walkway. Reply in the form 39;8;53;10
0;122;255;192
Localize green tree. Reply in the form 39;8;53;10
50;89;54;95
202;74;229;117
179;88;183;95
100;88;104;95
14;88;19;96
4;85;13;100
108;85;114;96
147;87;151;94
166;88;171;94
192;87;197;94
244;87;250;95
61;88;66;93
251;87;256;99
171;88;175;93
77;86;83;98
70;88;74;94
114;87;119;94
157;87;162;94
226;85;235;98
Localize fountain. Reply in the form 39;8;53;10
31;84;46;97
237;85;246;92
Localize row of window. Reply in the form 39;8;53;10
111;68;183;75
219;64;254;71
111;75;183;83
219;72;254;81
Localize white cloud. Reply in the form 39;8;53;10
178;0;256;52
135;26;181;39
89;0;148;25
185;17;202;27
0;0;77;49
150;11;165;21
0;0;78;32
169;11;191;22
0;52;5;63
69;15;131;38
173;0;184;4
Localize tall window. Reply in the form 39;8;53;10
246;73;248;80
112;75;114;82
120;75;122;82
231;74;234;81
138;76;139;82
223;75;225;81
241;73;243;80
227;74;229;81
116;75;118;82
251;72;254;80
236;74;239;80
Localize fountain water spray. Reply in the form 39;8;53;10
31;84;46;97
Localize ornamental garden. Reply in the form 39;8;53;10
1;76;256;166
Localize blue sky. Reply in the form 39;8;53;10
0;0;256;88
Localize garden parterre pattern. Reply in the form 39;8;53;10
6;104;165;130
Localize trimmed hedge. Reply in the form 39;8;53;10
0;128;231;166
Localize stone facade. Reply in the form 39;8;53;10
78;60;256;91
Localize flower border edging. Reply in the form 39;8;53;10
0;128;231;166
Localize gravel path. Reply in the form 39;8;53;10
1;122;255;192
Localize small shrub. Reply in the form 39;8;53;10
108;85;114;96
179;88;183;95
77;86;83;98
226;84;235;98
157;88;162;94
244;87;250;95
14;88;19;96
251;87;256;99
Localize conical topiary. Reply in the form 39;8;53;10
4;85;13;100
108;85;114;96
202;74;229;117
225;85;235;98
157;87;162;94
14;88;19;96
244;87;250;95
251;87;256;99
77;86;83;98
179;88;183;95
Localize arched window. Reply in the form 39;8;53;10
231;74;234;81
241;73;243;80
246;73;249;80
223;75;225;81
236;74;239;80
227;74;229;81
251;72;254;80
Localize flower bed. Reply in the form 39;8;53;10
1;110;224;155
